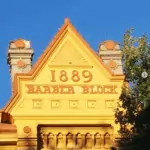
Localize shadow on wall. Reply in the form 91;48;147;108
17;138;37;150
37;127;43;150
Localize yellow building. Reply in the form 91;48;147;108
0;18;124;150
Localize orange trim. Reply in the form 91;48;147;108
14;39;25;49
2;18;124;113
100;40;119;50
0;123;17;132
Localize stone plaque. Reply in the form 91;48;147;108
51;100;60;108
105;100;114;109
87;100;96;108
32;99;42;109
69;100;79;108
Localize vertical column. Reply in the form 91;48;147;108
7;39;34;93
63;133;67;149
85;133;93;149
94;133;102;149
54;134;57;149
104;133;111;149
82;134;86;149
73;134;76;148
76;133;83;149
48;133;55;149
41;132;49;150
57;133;66;149
66;133;75;149
91;133;94;149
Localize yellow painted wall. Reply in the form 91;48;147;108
6;23;124;139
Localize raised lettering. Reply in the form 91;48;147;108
50;70;93;83
35;85;43;93
82;70;93;83
97;86;103;94
25;84;118;95
52;86;59;93
111;85;118;94
43;85;51;93
59;70;68;82
50;70;56;82
71;70;80;82
68;86;75;94
81;86;89;94
90;86;97;94
103;85;112;94
26;85;35;94
59;86;75;94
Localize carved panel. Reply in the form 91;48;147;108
87;100;96;108
51;100;60;108
39;131;113;150
105;100;114;109
32;99;42;109
69;100;79;108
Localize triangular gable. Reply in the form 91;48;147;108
50;40;91;66
2;18;124;113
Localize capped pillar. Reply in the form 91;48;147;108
7;38;34;90
98;40;123;75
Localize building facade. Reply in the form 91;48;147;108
0;18;124;150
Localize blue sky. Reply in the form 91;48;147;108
0;0;150;108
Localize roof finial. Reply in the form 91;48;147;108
64;18;70;24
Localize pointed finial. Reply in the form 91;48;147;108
64;18;70;24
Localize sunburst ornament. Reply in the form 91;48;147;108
17;59;27;69
14;39;25;49
107;60;118;69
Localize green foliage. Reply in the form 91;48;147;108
131;106;150;150
115;29;150;148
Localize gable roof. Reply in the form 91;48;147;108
2;18;124;113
